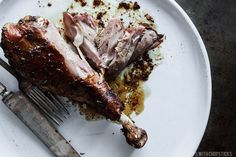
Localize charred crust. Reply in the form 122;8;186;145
133;2;140;10
122;123;148;148
74;0;87;7
144;13;154;22
157;34;164;40
98;20;105;28
47;3;52;7
93;0;104;7
96;11;106;20
118;2;130;10
118;1;140;10
139;23;152;29
18;19;24;24
96;12;106;28
70;12;79;17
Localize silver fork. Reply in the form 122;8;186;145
0;58;69;125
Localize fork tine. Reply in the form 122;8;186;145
33;87;59;112
47;93;70;115
32;87;66;118
28;90;63;123
0;58;68;124
27;92;60;125
41;94;68;119
31;88;57;113
19;79;68;124
28;89;64;123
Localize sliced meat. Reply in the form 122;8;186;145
95;19;163;79
63;14;163;81
63;12;103;70
129;27;164;63
95;19;125;67
105;26;145;77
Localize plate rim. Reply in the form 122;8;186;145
168;0;212;155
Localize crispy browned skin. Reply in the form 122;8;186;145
1;16;123;120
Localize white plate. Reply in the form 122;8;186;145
0;0;211;157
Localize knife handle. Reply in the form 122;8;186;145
1;91;80;157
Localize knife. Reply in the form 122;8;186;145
0;81;81;157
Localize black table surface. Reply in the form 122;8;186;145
175;0;236;156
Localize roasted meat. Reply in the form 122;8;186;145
63;13;163;80
129;25;164;63
94;18;125;68
1;15;147;148
95;19;164;78
63;12;104;70
1;15;122;119
100;25;146;78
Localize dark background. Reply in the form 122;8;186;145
175;0;236;155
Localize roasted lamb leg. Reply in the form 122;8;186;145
1;15;147;148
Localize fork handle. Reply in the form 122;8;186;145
2;91;81;157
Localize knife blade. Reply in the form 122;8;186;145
0;82;81;157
